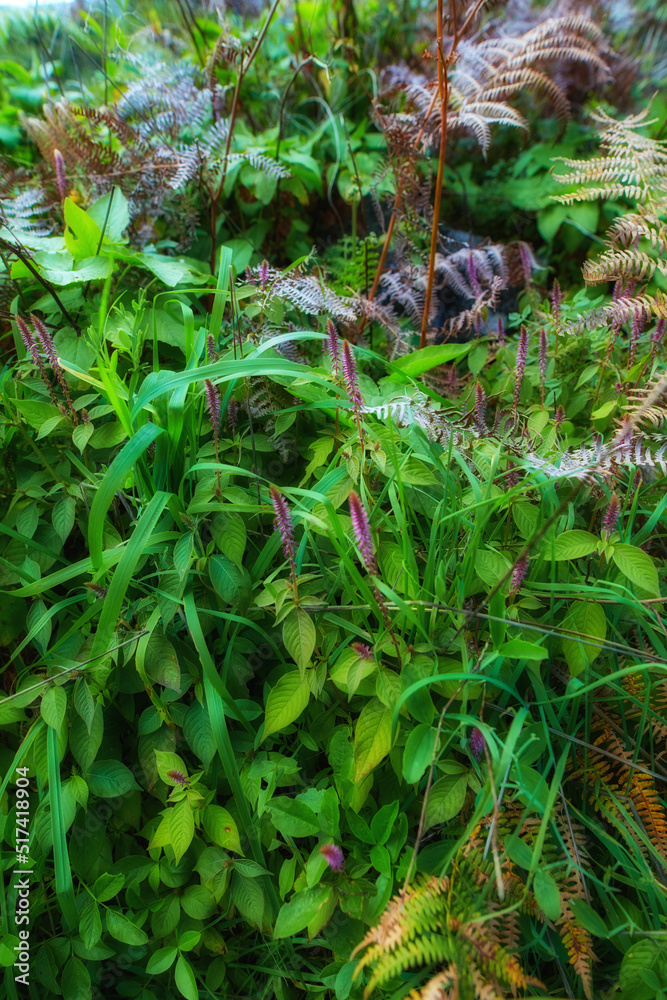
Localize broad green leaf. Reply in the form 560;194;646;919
79;898;102;949
533;869;561;921
568;898;609;938
52;495;76;543
423;773;467;830
105;908;149;946
146;946;178;975
403;724;437;785
145;634;181;692
181;885;216;920
174;954;199;1000
183;701;216;768
203;804;242;854
210;511;246;563
499;639;548;661
268;796;319;838
263;670;310;739
612;544;660;598
88;187;130;243
209;554;252;611
562;600;607;676
274;886;331;939
41;686;67;730
389;343;472;378
354;698;392;784
64;197;103;258
154;751;189;786
61;956;91;1000
85;760;140;798
93;872;124;902
283;607;316;673
552;530;598;561
169;799;195;864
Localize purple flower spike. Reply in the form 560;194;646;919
167;770;190;787
342;340;363;410
258;259;270;291
320;844;344;871
270;487;296;564
496;316;506;346
653;317;665;346
16;315;38;362
204;380;221;430
31;314;60;371
539;327;548;387
352;642;374;661
349;491;378;575
474;382;486;433
513;326;529;416
510;554;529;594
53;149;67;200
207;334;217;361
470;727;485;761
467;252;481;296
326;318;341;376
602;494;621;536
227;399;238;434
518;242;534;286
551;279;562;325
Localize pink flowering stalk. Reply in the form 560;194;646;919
467;253;481;296
31;314;78;423
518;242;534;286
510;554;529;595
469;727;485;761
351;642;374;661
653;317;665;347
227;399;239;436
602;494;621;536
167;770;190;787
551;279;562;357
204;380;222;493
258;259;270;291
325;318;341;377
53;149;67;200
320;844;344;872
349;491;377;575
554;406;565;428
496;316;506;346
539;327;548;404
474;382;487;434
271;486;298;598
16;315;68;417
342;339;365;445
628;312;645;369
513;326;529;420
207;334;217;361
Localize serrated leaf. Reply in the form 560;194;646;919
183;701;216;768
144;634;181;692
424;773;467;830
169;799;195;864
210;511;246;564
72;423;94;453
612;544;660;598
354;698;392;784
552;530;598;561
274;886;331;939
209;554;251;610
85;760;140;798
41;685;67;730
52;495;76;543
263;670;310;740
283;607;316;673
562;600;607;677
203;805;242;854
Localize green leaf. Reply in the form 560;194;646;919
389;343;472;378
562;600;607;677
269;796;320;838
14;399;63;432
231;873;266;928
80;898;102;949
181;885;216;920
424;773;467;830
209;554;252;611
87;187;130;243
61;956;91;1000
533;869;561;921
283;607;316;673
41;686;67;730
499;639;548;661
263;670;310;740
591;399;618;419
64;197;103;259
93;872;124;902
169;799;195;864
106;908;149;946
146;945;178;975
552;530;599;561
85;760;140;798
568;898;609;938
210;511;246;564
52;495;76;543
144;634;181;692
403;724;436;785
174;955;199;1000
154;750;189;785
136;252;197;287
203;804;242;854
72;423;94;453
354;698;392;784
274;886;332;939
183;701;216;768
612;544;660;598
